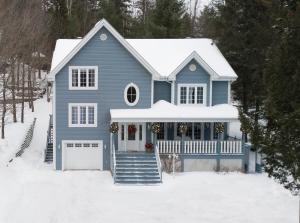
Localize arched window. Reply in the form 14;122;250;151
124;83;139;106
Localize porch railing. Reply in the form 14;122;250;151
155;144;162;182
111;141;116;183
220;140;243;154
157;140;181;154
157;140;243;155
184;140;217;154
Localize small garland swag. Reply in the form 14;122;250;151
128;124;137;134
179;123;188;134
151;123;161;134
215;123;225;133
109;122;119;133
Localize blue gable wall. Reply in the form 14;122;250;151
55;27;152;170
175;59;210;105
212;81;229;105
154;81;171;103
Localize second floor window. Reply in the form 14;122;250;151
69;66;98;90
69;103;97;127
178;84;206;106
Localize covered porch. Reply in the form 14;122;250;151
110;101;244;157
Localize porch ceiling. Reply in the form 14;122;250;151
110;100;239;123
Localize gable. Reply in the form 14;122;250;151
49;19;159;80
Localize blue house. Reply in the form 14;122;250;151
48;19;246;184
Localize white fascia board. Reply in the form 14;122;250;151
111;117;238;123
49;19;160;80
168;51;219;80
166;51;238;81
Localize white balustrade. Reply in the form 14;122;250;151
220;140;242;154
157;140;243;155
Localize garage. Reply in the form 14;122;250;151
62;140;103;170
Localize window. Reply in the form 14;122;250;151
69;66;98;90
124;83;139;106
139;125;143;141
69;103;97;127
178;84;206;105
121;125;124;141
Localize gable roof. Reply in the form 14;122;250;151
50;19;238;81
49;19;160;80
126;39;237;80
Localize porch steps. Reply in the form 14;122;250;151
114;152;161;185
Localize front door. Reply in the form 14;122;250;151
118;123;145;152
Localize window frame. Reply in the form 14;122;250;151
177;84;207;106
69;66;98;90
124;83;140;106
68;103;97;127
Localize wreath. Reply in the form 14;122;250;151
151;123;160;134
179;123;188;134
109;122;119;134
128;124;137;134
215;123;225;133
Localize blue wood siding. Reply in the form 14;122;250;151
174;59;210;105
154;81;171;103
212;81;229;105
55;27;152;170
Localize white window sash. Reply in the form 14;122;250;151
69;66;98;90
68;103;97;127
178;84;207;106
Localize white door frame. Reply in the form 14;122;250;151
118;123;146;152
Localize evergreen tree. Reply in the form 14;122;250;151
149;0;189;38
261;0;300;192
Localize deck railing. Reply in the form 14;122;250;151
157;140;243;155
157;140;181;154
220;140;243;154
184;140;217;154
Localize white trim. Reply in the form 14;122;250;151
53;81;56;170
61;140;103;171
151;79;154;106
68;103;97;127
168;51;220;81
111;118;238;123
68;66;98;90
209;79;212;106
49;19;159;80
171;81;175;104
124;83;140;106
228;81;231;104
177;83;207;106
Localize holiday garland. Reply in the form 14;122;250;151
109;122;119;133
179;123;188;134
151;123;160;133
215;123;225;133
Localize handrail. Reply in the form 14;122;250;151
44;115;52;161
112;141;116;183
155;145;162;182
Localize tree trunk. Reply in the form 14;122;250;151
11;62;17;122
28;66;32;109
16;61;20;91
29;68;34;112
21;63;25;123
1;76;7;139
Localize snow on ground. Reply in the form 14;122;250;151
0;97;51;167
0;97;297;223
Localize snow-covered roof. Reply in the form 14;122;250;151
50;19;237;81
110;100;239;122
126;39;237;79
51;39;81;71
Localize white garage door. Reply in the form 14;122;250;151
62;140;103;170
